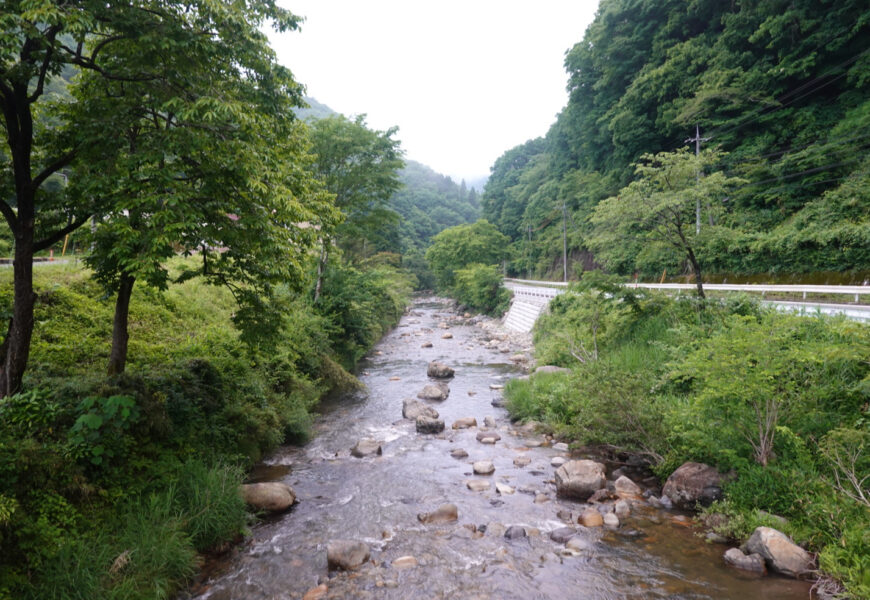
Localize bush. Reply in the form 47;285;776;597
452;263;510;315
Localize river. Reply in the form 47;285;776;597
186;298;812;600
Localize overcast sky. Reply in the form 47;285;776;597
268;1;600;185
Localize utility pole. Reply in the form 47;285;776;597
685;124;710;234
562;201;568;282
527;224;532;280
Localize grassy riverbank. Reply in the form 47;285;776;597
0;260;412;599
505;275;870;597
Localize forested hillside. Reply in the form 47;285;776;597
483;0;870;280
296;97;479;257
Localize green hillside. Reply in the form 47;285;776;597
482;0;870;281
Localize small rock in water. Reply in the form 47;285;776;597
552;442;569;451
427;361;455;378
441;332;453;339
614;500;631;519
604;513;620;528
614;475;642;497
450;448;469;459
549;527;577;544
403;398;439;420
417;503;458;524
724;548;767;574
513;456;531;467
706;531;729;544
476;431;501;443
415;416;445;434
466;479;491;492
489;383;504;390
556;509;574;523
579;508;604;528
421;342;433;348
495;482;515;495
350;438;383;458
389;376;400;381
391;556;419;570
473;460;495;475
452;417;477;429
468;391;477;396
483;416;496;428
566;536;594;552
417;384;448;401
505;525;527;540
240;482;296;513
534;493;550;504
479;436;498;445
551;456;567;467
326;540;370;571
491;396;506;408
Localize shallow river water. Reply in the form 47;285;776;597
187;298;812;600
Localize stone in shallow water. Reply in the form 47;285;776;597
724;548;766;574
549;527;577;544
473;460;495;475
326;540;370;571
350;438;382;458
495;482;515;495
604;513;620;528
505;525;527;539
427;360;455;378
579;508;604;527
466;479;491;492
391;556;419;570
417;503;458;524
450;448;469;459
555;459;606;501
513;455;531;467
452;417;477;429
403;398;438;420
566;536;594;552
415;416;445;434
240;482;296;513
476;431;501;442
551;456;567;467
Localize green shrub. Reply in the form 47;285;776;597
452;263;510;315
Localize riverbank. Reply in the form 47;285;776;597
187;297;811;599
502;276;870;598
0;260;413;599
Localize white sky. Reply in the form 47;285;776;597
268;1;600;184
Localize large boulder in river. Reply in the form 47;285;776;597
240;482;296;513
350;438;382;458
555;459;606;501
326;540;370;571
416;416;445;434
427;361;455;378
662;462;723;509
417;384;448;401
402;398;439;420
743;526;815;578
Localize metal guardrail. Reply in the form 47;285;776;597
505;278;870;303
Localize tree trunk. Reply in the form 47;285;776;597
686;247;706;300
107;273;135;375
0;224;36;396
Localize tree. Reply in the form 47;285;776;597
588;149;743;298
307;115;403;298
424;219;511;290
0;0;303;394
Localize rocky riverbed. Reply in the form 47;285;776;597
184;297;812;600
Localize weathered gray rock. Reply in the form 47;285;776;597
588;488;618;503
473;460;495;475
326;540;370;571
491;396;506;408
551;456;567;467
402;398;439;420
662;462;723;509
724;548;767;574
392;555;418;570
549;527;577;544
555;460;607;501
417;503;458;524
483;416;497;428
441;332;453;339
450;448;469;459
476;431;502;443
427;361;455;378
565;536;594;552
240;482;296;512
505;525;527;540
603;513;620;528
513;455;531;467
350;438;382;458
452;417;477;429
415;416;445;434
495;482;515;495
478;436;499;445
417;384;448;401
534;365;570;375
615;500;631;519
421;341;433;348
552;442;569;452
614;475;642;497
744;527;814;578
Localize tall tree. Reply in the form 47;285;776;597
0;0;304;394
588;149;743;298
307;115;403;297
424;219;511;290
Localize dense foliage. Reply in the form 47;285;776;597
482;0;870;281
506;278;870;596
0;260;412;598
